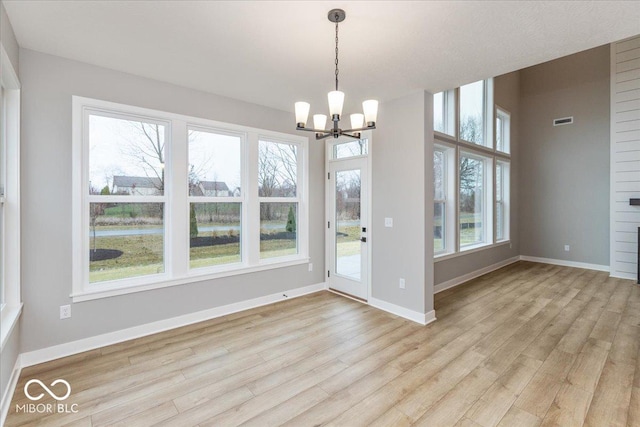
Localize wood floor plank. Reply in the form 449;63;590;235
539;382;593;427
5;263;638;427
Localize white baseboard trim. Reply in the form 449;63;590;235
434;256;520;294
1;354;22;427
519;256;609;272
20;282;326;368
610;272;637;281
368;297;436;326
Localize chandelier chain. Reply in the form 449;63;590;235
335;16;339;91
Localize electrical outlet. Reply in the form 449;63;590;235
564;245;570;252
60;305;71;320
385;218;393;227
399;278;406;289
308;263;313;272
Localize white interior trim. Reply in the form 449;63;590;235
21;282;325;368
435;256;520;293
0;303;22;352
0;354;21;427
519;255;609;272
368;297;436;326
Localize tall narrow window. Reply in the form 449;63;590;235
258;139;300;259
459;80;487;146
433;90;456;136
188;128;243;269
459;152;492;248
496;107;511;154
87;113;167;284
433;149;446;254
496;160;510;241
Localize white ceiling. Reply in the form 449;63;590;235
4;1;640;115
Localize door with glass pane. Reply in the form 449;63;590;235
327;155;368;300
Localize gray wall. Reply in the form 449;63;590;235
1;2;18;73
519;45;610;265
372;91;434;314
19;49;326;352
0;0;20;404
434;72;521;286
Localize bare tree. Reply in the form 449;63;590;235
258;141;298;221
121;122;165;194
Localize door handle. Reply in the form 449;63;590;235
360;237;367;243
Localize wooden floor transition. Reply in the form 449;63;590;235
6;261;640;426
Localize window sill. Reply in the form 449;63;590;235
1;303;23;352
71;257;310;303
434;240;511;263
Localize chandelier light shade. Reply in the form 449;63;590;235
294;102;310;127
295;9;378;140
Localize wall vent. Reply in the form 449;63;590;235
553;116;573;126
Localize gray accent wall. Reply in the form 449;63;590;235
18;49;326;353
519;45;610;266
372;91;434;314
434;72;521;286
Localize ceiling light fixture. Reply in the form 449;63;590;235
295;9;378;140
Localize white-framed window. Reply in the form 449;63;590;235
258;138;300;259
459;151;493;250
496;107;511;154
85;111;169;286
0;45;22;348
72;96;309;302
433;143;456;255
433;90;456;137
188;127;244;270
459;79;493;148
432;77;510;260
496;160;510;242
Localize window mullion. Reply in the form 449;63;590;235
247;132;260;265
171;120;188;278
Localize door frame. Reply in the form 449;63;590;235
325;132;373;302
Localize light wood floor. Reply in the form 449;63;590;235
6;261;640;426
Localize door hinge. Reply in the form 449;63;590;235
328;221;330;229
328;172;330;180
328;270;330;278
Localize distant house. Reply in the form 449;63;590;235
190;181;230;197
113;176;163;196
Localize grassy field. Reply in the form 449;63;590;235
336;225;361;258
90;222;297;283
434;212;483;251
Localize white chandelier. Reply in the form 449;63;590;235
295;9;378;140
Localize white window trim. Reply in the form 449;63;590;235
495;160;511;242
72;96;309;303
0;45;22;350
495;106;511;154
434;89;456;138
